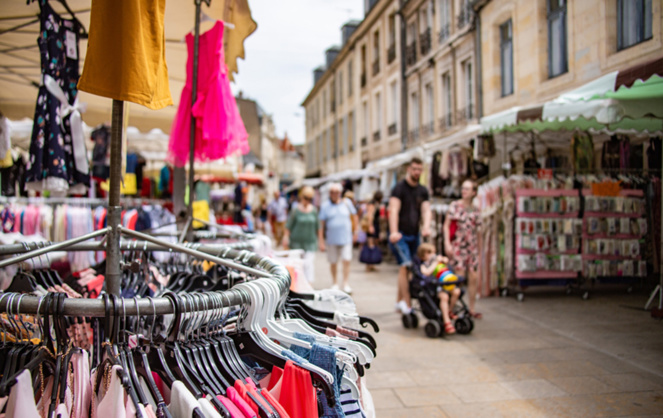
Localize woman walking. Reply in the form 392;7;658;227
443;179;482;319
362;191;383;272
283;186;318;282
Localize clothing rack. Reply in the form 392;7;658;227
0;196;168;206
0;247;288;318
0;240;253;256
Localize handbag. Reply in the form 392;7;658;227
449;219;458;241
359;244;382;265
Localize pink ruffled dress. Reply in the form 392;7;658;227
168;20;249;166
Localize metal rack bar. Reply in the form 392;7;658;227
0;240;253;256
0;228;110;269
0;248;290;317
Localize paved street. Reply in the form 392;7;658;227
311;252;663;417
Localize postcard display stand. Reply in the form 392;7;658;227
514;189;583;300
512;187;650;301
581;189;648;287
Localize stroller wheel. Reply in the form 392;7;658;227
402;312;419;329
454;317;473;335
424;320;442;338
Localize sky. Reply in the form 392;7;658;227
231;0;365;145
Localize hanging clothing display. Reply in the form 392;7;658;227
78;0;172;109
168;21;249;167
25;0;90;195
0;114;10;158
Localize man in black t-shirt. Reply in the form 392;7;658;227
389;157;431;314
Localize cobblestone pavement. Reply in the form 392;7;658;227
311;252;663;417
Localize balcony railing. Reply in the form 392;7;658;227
407;128;420;147
388;123;397;135
457;3;473;29
419;28;431;56
421;121;435;138
360;72;367;88
438;23;450;43
373;130;381;142
372;59;380;76
330;101;335;112
405;43;417;67
456;104;475;123
438;112;453;131
361;136;367;147
387;44;396;64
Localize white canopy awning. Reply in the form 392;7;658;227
424;124;481;154
365;146;424;173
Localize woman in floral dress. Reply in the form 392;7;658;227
444;179;482;319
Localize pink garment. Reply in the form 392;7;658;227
5;370;40;418
218;395;246;418
168;20;249;167
92;365;127;418
227;386;257;418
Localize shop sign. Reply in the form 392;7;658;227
537;169;553;180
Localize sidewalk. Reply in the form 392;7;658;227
311;251;663;417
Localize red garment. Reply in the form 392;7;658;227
141;178;152;198
245;379;289;418
267;361;317;418
87;274;105;299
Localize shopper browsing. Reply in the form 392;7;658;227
319;183;358;293
418;243;461;334
444;179;482;319
268;191;289;247
283;186;318;282
389;157;432;314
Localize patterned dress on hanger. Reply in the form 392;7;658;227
25;0;89;194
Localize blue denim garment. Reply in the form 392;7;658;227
291;338;345;418
281;349;308;366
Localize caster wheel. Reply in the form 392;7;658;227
517;293;524;302
501;288;509;297
582;291;590;300
425;320;442;338
402;312;419;329
566;287;573;295
455;317;473;335
627;286;633;294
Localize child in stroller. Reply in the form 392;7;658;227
401;243;474;337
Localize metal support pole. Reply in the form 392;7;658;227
187;0;204;242
106;99;125;296
0;227;110;268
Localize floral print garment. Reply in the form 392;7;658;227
448;200;482;272
25;0;88;193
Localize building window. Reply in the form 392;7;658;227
323;90;327;117
338;71;343;104
388;14;397;63
342;116;348;155
349;111;356;151
411;92;420;130
425;82;434;135
500;19;513;97
406;22;417;66
617;0;652;50
374;92;382;141
362;101;369;146
373;30;380;75
348;60;353;96
361;45;367;87
389;80;398;132
547;0;567;78
464;61;474;119
438;0;450;42
326;129;332;161
441;72;452;128
333;123;338;158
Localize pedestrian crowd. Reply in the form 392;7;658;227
259;157;482;325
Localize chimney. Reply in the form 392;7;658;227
325;47;340;69
313;67;325;85
341;21;361;46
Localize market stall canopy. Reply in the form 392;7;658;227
481;57;663;135
365;146;424;173
423;124;482;155
0;0;256;133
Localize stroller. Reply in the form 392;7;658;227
401;257;474;338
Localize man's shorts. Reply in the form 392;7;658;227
327;243;353;263
389;234;420;267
